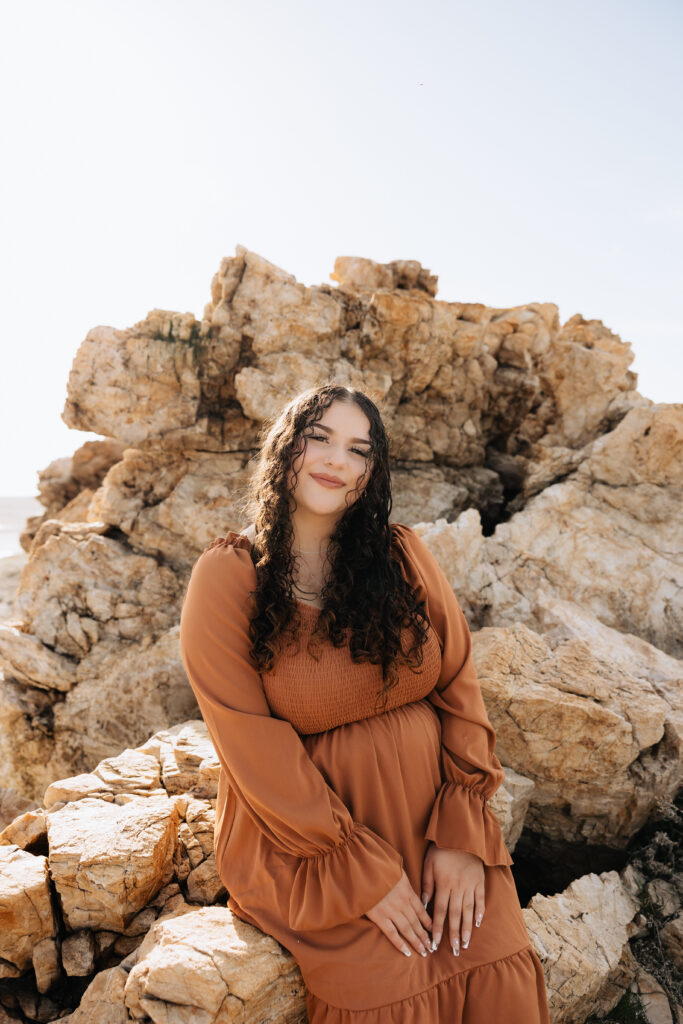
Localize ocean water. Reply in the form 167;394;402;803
0;496;43;558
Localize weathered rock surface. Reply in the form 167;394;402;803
0;787;37;832
467;609;681;847
46;794;178;931
522;870;639;1023
0;714;678;1023
13;529;182;656
124;905;307;1023
416;402;683;655
0;247;680;1022
0;845;56;979
0;807;46;851
59;964;129;1023
63;318;202;448
2;247;666;820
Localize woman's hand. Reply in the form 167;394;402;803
421;843;485;955
364;868;435;957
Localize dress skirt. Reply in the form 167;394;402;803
220;698;550;1023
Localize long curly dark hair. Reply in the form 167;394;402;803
237;383;430;713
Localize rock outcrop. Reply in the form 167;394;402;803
0;720;647;1023
0;245;680;1021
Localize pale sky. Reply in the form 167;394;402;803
1;0;681;496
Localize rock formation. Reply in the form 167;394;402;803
0;719;656;1023
0;245;680;1020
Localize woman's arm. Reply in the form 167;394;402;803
390;523;513;867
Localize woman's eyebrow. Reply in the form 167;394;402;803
308;423;372;445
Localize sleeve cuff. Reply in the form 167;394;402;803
288;822;404;931
424;780;514;867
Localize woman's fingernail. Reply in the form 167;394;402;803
403;948;411;957
475;913;483;927
421;893;429;906
462;933;470;948
452;942;460;957
434;931;441;946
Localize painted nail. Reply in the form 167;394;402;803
403;948;411;957
434;931;441;947
475;913;483;927
452;943;460;956
430;939;437;952
421;949;427;957
421;892;429;905
462;933;470;948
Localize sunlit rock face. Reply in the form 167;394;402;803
0;246;677;868
0;245;679;1022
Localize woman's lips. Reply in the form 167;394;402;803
311;474;345;488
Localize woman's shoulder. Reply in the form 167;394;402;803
389;521;429;560
203;527;254;555
389;521;446;592
188;529;257;599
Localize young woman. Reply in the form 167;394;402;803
179;383;550;1023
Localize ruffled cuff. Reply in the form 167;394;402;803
424;781;514;867
288;822;404;932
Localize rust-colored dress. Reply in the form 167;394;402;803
179;523;550;1023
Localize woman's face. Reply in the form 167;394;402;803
288;400;374;516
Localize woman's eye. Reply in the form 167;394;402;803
306;434;369;457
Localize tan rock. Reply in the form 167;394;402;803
13;528;182;657
92;748;163;796
0;807;46;850
43;773;115;810
523;870;638;1022
0;681;62;805
12;985;62;1023
31;936;61;994
185;798;216;857
122;906;158;937
63;965;129;1024
0;624;77;692
470;618;675;846
536;313;638;448
178;820;204;869
0;787;38;831
138;719;219;798
330;255;438;295
477;404;683;658
34;440;129;517
61;929;96;976
0;845;56;978
208;248;343;361
2;246;653;808
124;905;306;1023
46;794;178;931
186;852;227;905
28;516;109;558
62;320;202;444
6;630;201;802
93;930;118;959
487;766;535;853
88;448;253;569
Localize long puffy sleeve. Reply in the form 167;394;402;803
178;533;404;931
390;523;513;867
